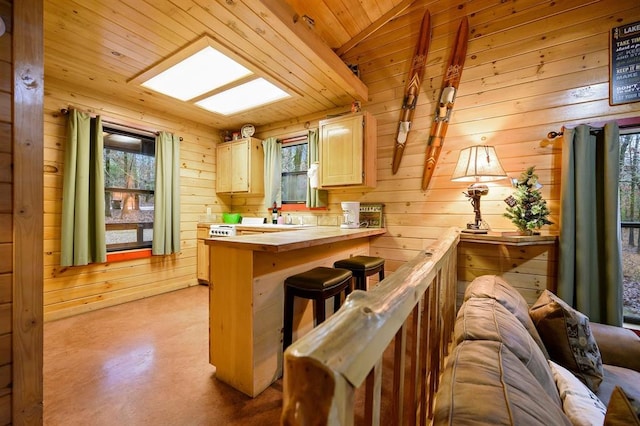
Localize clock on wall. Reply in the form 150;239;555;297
241;124;255;138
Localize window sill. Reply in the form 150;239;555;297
280;204;326;212
107;248;152;262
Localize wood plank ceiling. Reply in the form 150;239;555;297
44;0;411;131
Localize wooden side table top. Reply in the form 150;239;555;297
459;232;558;246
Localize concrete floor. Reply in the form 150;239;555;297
43;285;283;425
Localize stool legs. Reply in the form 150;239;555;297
353;267;384;291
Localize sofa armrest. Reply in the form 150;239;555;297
590;322;640;372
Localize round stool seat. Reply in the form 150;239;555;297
333;256;385;291
285;267;353;290
283;267;353;350
334;256;385;272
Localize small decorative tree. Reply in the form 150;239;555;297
503;166;553;235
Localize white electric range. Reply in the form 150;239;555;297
208;225;236;237
208;217;266;237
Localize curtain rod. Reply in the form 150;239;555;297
59;108;183;141
547;117;640;139
277;134;308;144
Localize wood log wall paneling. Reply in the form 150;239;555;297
41;0;640;320
43;80;222;321
253;0;640;276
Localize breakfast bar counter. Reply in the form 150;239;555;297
205;226;386;397
207;225;386;252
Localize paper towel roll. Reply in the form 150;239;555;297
308;162;319;189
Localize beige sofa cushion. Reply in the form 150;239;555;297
454;297;561;406
597;364;640;407
530;290;604;392
463;275;549;357
433;340;571;426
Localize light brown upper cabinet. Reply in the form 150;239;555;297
216;137;264;194
319;111;377;188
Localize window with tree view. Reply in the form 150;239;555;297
104;127;155;252
281;135;308;204
620;129;640;325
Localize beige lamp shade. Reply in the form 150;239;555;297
451;145;507;182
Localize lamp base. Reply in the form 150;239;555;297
461;228;488;234
462;221;488;234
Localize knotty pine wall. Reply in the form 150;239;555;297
43;0;640;321
252;0;640;277
43;82;224;321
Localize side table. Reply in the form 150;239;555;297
457;232;558;307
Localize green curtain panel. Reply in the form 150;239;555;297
262;137;281;208
306;129;328;208
152;132;181;255
60;109;106;266
558;122;623;326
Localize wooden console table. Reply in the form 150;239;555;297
457;232;558;306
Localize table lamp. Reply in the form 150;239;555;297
451;145;507;233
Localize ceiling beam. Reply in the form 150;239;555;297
258;0;368;102
335;0;417;57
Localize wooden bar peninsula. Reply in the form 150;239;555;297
205;226;386;397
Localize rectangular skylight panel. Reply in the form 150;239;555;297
141;46;253;101
195;78;290;115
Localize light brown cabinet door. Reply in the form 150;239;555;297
320;114;364;186
231;140;249;192
318;111;376;188
216;138;264;194
197;238;210;283
216;143;232;193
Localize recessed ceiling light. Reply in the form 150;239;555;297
195;78;291;116
141;46;253;101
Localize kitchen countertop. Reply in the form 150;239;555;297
204;226;386;253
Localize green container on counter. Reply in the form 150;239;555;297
222;213;242;224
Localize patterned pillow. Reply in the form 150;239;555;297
530;290;604;392
549;360;606;426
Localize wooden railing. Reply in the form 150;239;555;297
282;228;460;425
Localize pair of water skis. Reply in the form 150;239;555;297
390;11;469;191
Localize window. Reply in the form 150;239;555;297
620;128;640;325
281;135;308;204
103;126;155;252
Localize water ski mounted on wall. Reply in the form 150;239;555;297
391;9;432;175
421;16;470;191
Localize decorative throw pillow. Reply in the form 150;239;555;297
548;360;606;426
604;386;640;425
530;290;604;392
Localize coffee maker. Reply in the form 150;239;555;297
340;201;360;229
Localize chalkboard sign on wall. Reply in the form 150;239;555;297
610;20;640;105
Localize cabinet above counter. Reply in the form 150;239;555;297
318;111;377;189
216;137;263;194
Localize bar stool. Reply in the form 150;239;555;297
283;266;353;350
333;255;385;291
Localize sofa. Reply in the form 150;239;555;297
433;275;640;425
